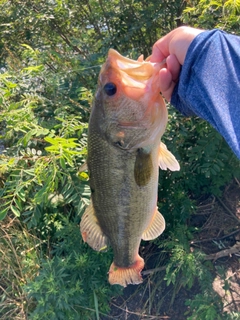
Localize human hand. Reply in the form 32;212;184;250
150;26;204;101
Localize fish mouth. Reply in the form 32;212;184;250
107;49;157;91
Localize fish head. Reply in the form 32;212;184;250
93;49;167;150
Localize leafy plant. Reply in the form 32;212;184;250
26;220;120;320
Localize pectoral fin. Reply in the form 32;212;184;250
142;207;165;241
134;148;153;186
158;142;180;171
80;201;108;251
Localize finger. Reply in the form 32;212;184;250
166;54;181;82
159;68;176;102
150;35;171;62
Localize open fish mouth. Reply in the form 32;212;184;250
107;48;158;90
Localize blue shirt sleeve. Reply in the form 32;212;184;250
171;29;240;159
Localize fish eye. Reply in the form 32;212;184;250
103;82;117;96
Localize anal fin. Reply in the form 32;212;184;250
80;201;108;251
142;207;165;241
108;255;144;287
158;142;180;171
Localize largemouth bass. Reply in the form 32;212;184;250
80;49;180;287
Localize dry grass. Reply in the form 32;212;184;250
0;217;40;319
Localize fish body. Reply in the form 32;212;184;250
80;49;180;287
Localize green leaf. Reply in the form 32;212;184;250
15;197;23;210
21;43;35;52
59;157;66;169
93;291;99;320
10;205;20;217
0;207;8;220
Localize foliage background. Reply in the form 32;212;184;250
0;0;239;319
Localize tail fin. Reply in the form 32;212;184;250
108;255;144;287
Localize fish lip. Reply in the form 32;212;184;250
107;49;159;82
